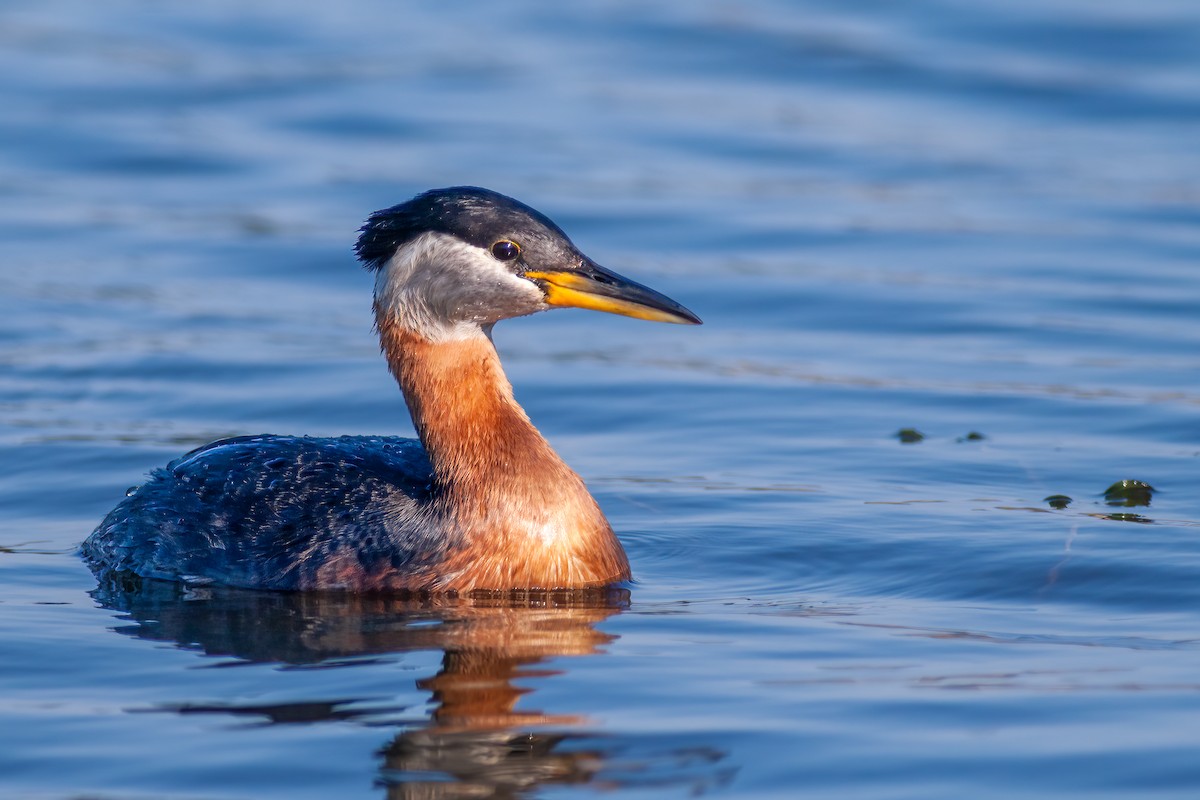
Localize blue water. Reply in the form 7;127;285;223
3;1;1200;797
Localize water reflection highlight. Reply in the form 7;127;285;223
90;577;731;797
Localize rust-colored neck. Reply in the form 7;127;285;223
376;307;630;590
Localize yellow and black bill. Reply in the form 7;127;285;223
524;261;701;325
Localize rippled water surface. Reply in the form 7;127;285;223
3;1;1200;797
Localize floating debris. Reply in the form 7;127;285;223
1099;512;1153;524
957;431;987;442
1102;479;1156;507
1043;495;1072;510
895;428;925;444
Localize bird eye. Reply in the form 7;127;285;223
491;240;521;261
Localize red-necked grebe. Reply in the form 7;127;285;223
82;187;701;592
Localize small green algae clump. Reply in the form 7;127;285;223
1102;479;1155;507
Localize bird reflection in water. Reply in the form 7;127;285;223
90;575;732;797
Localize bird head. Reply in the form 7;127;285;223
357;187;701;341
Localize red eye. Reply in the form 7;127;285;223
491;240;520;261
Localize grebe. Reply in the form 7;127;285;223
82;187;700;593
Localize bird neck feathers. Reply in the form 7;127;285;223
375;308;630;589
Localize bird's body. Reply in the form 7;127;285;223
88;434;437;591
83;187;699;593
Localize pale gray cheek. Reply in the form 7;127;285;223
443;271;546;324
375;233;549;330
421;269;476;320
